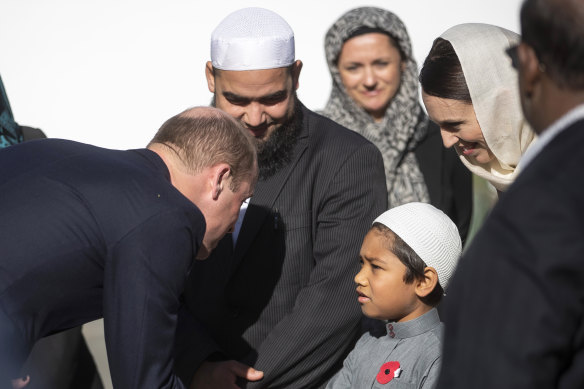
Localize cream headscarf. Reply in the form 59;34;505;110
440;23;536;192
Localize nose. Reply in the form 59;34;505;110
354;267;367;286
243;102;265;128
363;67;377;88
440;129;459;149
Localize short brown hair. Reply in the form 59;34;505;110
149;107;257;190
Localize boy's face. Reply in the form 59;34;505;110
355;230;422;322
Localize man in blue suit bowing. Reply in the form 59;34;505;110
0;106;258;389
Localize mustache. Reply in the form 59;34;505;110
244;121;272;132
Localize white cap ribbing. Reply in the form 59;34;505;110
373;202;462;290
210;7;295;71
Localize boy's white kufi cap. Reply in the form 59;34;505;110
211;7;295;71
374;202;462;290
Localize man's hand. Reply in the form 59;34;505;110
190;360;263;389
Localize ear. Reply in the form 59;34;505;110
211;163;231;200
517;42;542;99
291;60;303;90
205;61;216;93
415;267;439;298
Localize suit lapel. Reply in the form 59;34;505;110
232;106;310;266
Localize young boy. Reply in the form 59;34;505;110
326;202;462;388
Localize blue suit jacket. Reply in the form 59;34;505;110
0;139;204;388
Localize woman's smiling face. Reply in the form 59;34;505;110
337;32;404;122
422;92;494;165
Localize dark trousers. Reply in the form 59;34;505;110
21;327;103;389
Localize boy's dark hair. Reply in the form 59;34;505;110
371;222;444;306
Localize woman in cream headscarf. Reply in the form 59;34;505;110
420;23;537;193
322;7;472;241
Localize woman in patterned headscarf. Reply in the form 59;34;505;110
322;7;472;241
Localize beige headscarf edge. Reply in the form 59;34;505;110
441;23;537;192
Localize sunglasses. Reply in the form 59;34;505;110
506;44;519;69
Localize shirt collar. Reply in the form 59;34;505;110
385;308;440;339
519;103;584;171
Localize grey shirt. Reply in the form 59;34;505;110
326;309;443;389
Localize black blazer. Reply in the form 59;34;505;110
181;104;388;388
19;127;104;389
437;119;584;388
415;121;473;244
0;140;204;388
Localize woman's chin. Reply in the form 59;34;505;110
471;152;495;165
364;105;389;121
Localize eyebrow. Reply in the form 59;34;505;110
438;120;465;130
361;255;385;265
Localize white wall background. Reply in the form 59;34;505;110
1;0;523;150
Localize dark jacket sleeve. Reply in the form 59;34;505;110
103;210;201;389
245;143;387;388
437;133;584;388
173;307;223;386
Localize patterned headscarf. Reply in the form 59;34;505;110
0;75;24;148
322;7;429;207
440;24;537;192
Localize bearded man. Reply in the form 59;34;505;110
177;7;387;389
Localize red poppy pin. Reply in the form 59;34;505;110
376;361;402;384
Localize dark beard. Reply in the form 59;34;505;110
256;100;302;180
211;95;302;180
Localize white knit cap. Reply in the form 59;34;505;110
210;7;295;71
373;202;462;290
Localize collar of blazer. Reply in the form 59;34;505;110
232;104;310;264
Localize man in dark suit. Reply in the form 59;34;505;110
178;8;387;389
1;73;103;389
436;0;584;387
0;107;258;389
